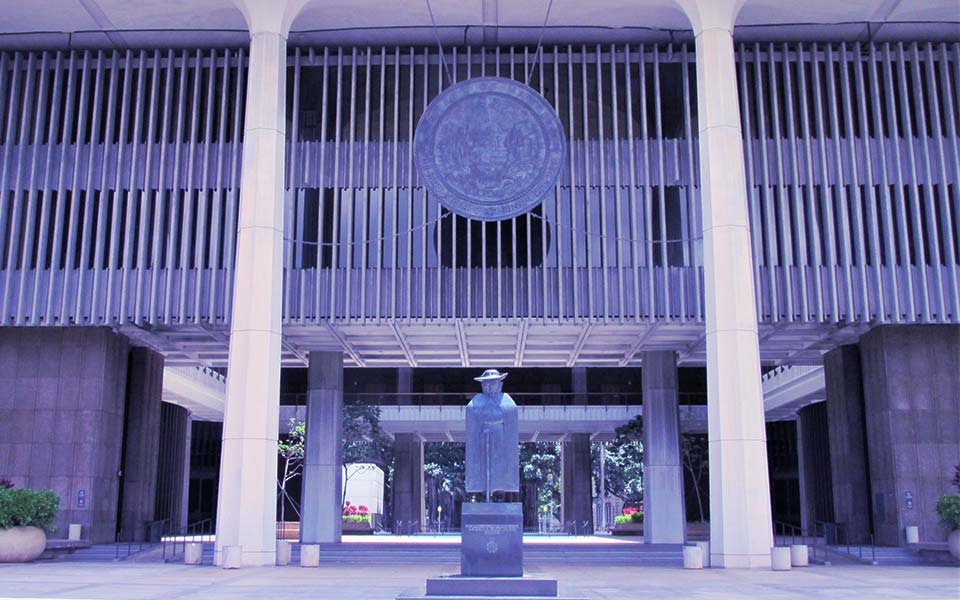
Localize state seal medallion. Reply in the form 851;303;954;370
414;77;566;221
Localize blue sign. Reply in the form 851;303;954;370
414;77;566;222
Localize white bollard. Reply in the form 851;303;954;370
276;540;292;566
694;541;711;568
300;544;320;567
905;526;919;544
683;545;703;569
222;545;242;569
184;542;203;565
790;544;809;567
771;546;792;571
67;524;82;541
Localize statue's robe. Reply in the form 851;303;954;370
465;392;520;494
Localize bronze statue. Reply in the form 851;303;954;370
465;369;519;501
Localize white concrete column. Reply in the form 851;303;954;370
641;351;686;544
301;351;344;544
675;0;773;567
214;0;305;567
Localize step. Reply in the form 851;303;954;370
401;596;587;600
426;577;558;597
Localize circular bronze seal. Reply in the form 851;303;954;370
414;77;566;222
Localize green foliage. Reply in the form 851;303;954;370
341;514;372;524
0;488;60;532
343;403;394;470
681;433;709;523
425;443;466;496
521;442;562;514
935;493;960;531
613;512;643;525
952;464;959;493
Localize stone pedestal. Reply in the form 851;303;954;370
461;503;523;577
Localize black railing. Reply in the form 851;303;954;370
113;518;167;560
773;520;826;564
278;390;699;408
161;518;214;562
815;521;878;565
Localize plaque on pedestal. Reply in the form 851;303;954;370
461;502;523;577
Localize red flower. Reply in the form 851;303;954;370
358;505;369;515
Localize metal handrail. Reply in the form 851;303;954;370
161;518;214;562
814;520;878;565
113;518;167;560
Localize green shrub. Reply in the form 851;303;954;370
936;493;960;531
614;514;632;525
342;514;372;525
630;511;644;524
0;488;60;532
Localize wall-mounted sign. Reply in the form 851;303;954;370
414;77;566;222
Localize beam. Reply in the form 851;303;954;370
324;322;366;367
619;323;659;366
454;319;469;367
566;323;594;367
389;322;417;367
514;320;528;367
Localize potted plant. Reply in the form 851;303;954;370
937;466;960;560
612;506;644;536
341;501;374;535
0;485;60;562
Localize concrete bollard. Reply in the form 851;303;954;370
683;545;703;569
222;545;242;569
694;541;711;568
67;524;82;541
276;540;292;566
905;526;919;544
771;546;792;571
790;544;809;567
300;544;320;567
184;542;203;565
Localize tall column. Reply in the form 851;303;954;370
823;345;870;542
214;2;296;565
181;413;193;529
675;0;773;567
301;351;344;543
392;432;424;533
641;351;686;544
796;402;834;535
119;348;164;542
561;433;593;534
858;325;960;546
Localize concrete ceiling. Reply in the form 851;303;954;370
0;0;956;48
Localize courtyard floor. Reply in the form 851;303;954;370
0;560;957;600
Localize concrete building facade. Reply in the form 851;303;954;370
0;0;957;571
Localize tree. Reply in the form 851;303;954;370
681;433;709;523
521;442;562;514
277;417;305;526
341;402;393;508
593;415;644;507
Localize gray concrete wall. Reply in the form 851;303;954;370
561;433;593;533
118;348;164;542
824;344;872;543
858;325;960;546
0;327;130;543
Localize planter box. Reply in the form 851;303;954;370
0;526;47;562
342;520;374;535
611;522;644;536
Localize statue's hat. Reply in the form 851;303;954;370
474;369;508;381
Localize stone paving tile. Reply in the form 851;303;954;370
0;561;957;600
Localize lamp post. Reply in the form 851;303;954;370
437;504;443;533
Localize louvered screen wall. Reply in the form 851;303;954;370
0;42;956;327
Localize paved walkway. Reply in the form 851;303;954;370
0;560;957;600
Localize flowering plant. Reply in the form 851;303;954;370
614;506;644;525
